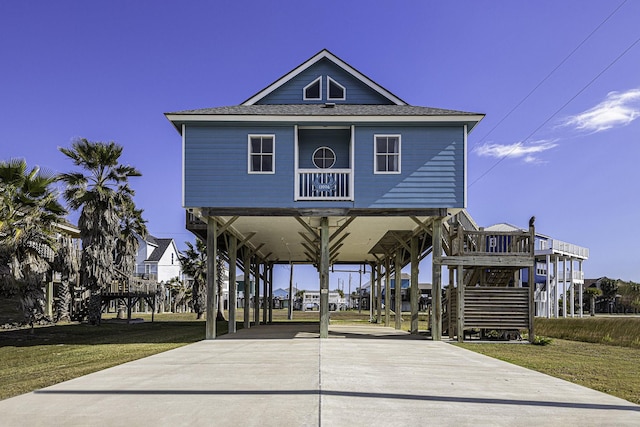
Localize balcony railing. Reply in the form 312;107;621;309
536;239;589;259
296;169;352;201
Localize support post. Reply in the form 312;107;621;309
206;217;218;340
254;262;260;326
288;263;294;320
45;273;54;319
569;257;575;317
384;257;391;327
432;217;443;340
268;263;273;323
546;254;551;318
410;235;419;335
554;256;559;318
562;257;567;318
456;265;464;343
528;221;536;341
228;235;237;334
319;217;330;338
394;250;402;330
369;264;375;322
376;263;382;324
243;252;251;328
262;262;268;324
579;260;584;318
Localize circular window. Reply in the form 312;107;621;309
312;147;336;169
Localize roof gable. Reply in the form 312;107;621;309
146;238;174;262
242;49;407;106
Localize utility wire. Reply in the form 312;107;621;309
471;0;628;151
469;32;640;188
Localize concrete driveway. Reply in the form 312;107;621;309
1;323;638;426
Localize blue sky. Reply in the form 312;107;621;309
2;1;639;289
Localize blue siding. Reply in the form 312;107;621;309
184;124;465;210
184;125;295;208
257;58;392;105
354;126;465;208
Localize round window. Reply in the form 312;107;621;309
312;147;336;169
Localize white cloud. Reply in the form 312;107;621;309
563;88;640;132
474;139;557;162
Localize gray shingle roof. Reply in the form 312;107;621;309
167;104;482;117
146;238;173;262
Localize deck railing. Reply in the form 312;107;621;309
452;230;533;256
536;239;589;258
107;281;159;294
296;169;352;201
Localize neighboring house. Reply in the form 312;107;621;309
485;223;589;318
135;235;182;283
168;49;535;341
300;290;346;311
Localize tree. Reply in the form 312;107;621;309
179;239;226;320
584;287;602;317
0;159;66;328
180;239;207;319
51;234;80;322
113;199;147;318
166;276;191;313
58;139;141;325
599;278;619;313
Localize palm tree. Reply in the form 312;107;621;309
166;276;191;313
58;139;141;325
51;234;80;322
0;159;66;329
113;199;147;318
180;239;207;319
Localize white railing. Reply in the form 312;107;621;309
296;169;352;201
536;238;589;259
555;270;585;282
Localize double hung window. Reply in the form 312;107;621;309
248;135;275;173
374;135;400;173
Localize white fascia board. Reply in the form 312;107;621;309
166;114;485;125
241;50;407;106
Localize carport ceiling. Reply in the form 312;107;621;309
214;215;434;264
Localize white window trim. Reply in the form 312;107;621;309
327;76;346;101
374;134;401;174
312;146;336;169
247;134;275;174
303;76;322;101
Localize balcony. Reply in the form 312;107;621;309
536;239;589;259
296;169;353;201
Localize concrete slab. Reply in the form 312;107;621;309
0;323;638;426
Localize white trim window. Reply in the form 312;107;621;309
327;76;346;100
303;76;322;100
248;135;275;174
312;146;336;169
374;135;401;173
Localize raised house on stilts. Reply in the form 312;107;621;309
166;49;537;341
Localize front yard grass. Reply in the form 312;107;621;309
457;337;640;405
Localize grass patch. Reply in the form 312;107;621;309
535;317;640;348
0;314;212;400
457;338;640;404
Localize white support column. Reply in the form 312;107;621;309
384;257;391;327
553;255;560;319
268;263;273;323
562;257;567;318
569;257;575;318
254;262;260;326
394;250;402;330
376;264;382;323
432;217;443;341
546;254;551;319
579;260;584;318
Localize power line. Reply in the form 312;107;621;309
470;31;640;188
471;0;628;151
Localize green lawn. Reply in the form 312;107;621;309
2;311;639;405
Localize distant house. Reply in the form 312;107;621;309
299;290;345;311
135;235;182;283
485;223;589;318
